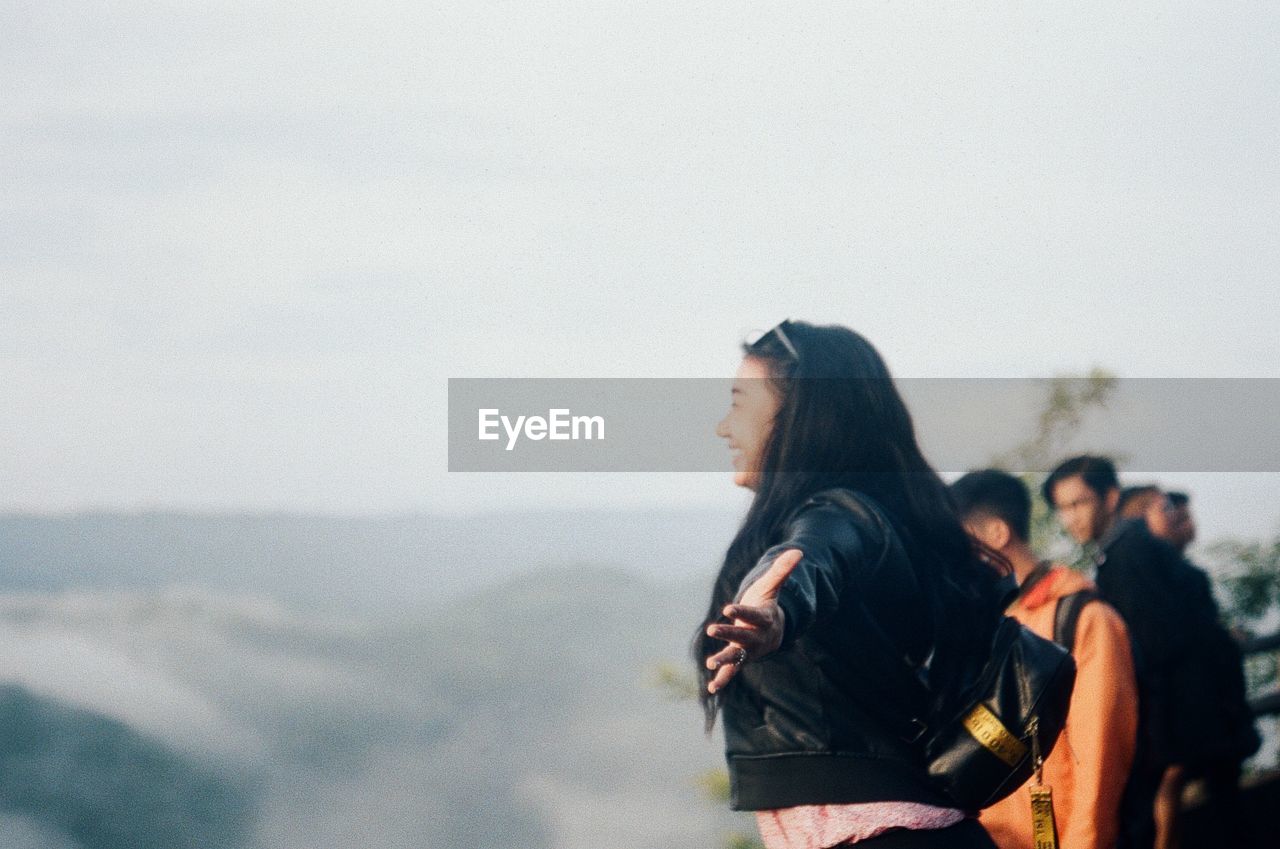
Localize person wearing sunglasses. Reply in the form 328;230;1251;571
695;320;1007;848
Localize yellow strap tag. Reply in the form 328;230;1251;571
1029;785;1059;849
960;703;1028;767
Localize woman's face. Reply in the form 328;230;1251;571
715;356;782;490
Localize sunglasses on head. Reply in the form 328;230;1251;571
747;319;800;361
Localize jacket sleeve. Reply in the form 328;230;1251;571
1057;599;1139;849
734;500;874;650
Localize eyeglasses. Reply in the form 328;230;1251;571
747;319;800;361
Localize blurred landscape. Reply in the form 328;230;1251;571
8;1;1280;846
4;394;1277;847
0;509;748;849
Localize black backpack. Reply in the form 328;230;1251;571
822;490;1078;812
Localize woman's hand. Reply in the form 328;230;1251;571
705;548;803;693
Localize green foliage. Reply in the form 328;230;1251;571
652;672;759;848
992;369;1118;473
691;765;764;849
651;662;701;701
990;370;1119;569
1209;537;1280;627
696;768;731;802
1205;535;1280;771
1022;471;1083;568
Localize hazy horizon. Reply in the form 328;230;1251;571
5;2;1279;522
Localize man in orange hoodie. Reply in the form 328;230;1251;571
951;470;1139;849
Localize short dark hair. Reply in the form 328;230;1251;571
950;469;1032;543
1118;484;1161;517
1166;490;1189;508
1041;455;1120;506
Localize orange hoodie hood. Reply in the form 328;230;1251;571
1014;564;1097;614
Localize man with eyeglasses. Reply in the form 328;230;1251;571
1042;456;1170;849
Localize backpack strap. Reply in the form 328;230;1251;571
1052;589;1100;653
809;488;1017;746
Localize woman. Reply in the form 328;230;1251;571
695;320;1006;849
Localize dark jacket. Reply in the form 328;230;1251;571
1094;519;1194;672
1163;561;1260;766
1094;519;1259;766
721;489;960;811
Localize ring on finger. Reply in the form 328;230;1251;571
734;647;748;666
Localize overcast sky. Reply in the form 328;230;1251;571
3;3;1279;537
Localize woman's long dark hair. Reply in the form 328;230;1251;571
694;320;1005;730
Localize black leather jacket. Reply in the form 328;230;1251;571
1096;518;1260;766
722;489;954;810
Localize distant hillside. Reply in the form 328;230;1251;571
0;685;256;849
0;565;744;849
0;509;740;611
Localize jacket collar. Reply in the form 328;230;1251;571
1092;517;1143;568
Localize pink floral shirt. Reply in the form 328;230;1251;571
756;802;966;848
